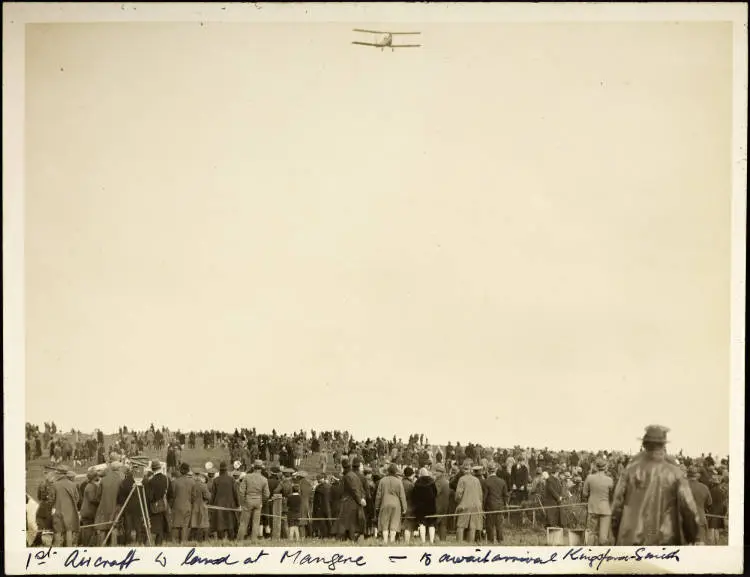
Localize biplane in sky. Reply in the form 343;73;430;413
352;29;421;51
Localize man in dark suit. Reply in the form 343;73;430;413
484;464;510;543
543;467;563;528
312;474;333;538
144;461;172;545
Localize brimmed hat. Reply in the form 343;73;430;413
487;463;497;472
296;470;308;478
687;466;700;479
639;425;670;444
595;458;607;470
253;459;264;469
205;462;214;472
219;461;228;472
151;460;161;471
233;460;242;470
387;463;398;476
472;465;484;473
271;465;281;474
180;462;190;475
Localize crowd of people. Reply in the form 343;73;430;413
26;422;729;548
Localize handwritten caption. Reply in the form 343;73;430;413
25;545;681;572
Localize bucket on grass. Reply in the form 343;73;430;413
546;527;564;545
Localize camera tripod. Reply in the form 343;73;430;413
102;479;153;546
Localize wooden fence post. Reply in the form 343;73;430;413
271;495;282;539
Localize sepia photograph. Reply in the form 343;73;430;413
3;2;746;575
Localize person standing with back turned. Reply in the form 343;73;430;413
611;425;700;546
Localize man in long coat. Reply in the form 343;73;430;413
144;461;172;545
79;471;100;546
95;461;123;546
433;463;451;542
297;471;314;538
210;461;240;540
312;474;333;538
455;465;484;543
190;472;212;542
611;425;700;546
335;458;366;541
50;468;80;546
543;467;564;528
170;463;195;543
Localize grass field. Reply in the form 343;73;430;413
25;436;728;547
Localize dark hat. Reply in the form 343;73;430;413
639;425;670;444
595;458;607;470
180;462;190;475
271;465;281;474
687;466;700;479
403;466;414;477
352;456;362;468
341;457;350;469
151;460;161;471
253;459;264;469
387;463;398;476
219;461;228;472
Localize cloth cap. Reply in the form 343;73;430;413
253;459;264;469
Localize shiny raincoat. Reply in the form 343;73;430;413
611;452;700;546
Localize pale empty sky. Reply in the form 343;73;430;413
24;20;733;455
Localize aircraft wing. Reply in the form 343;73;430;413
391;44;422;48
390;32;421;35
352;41;381;47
